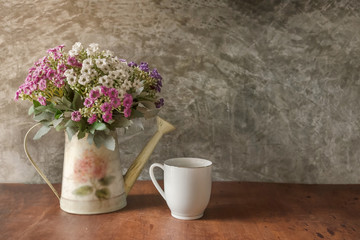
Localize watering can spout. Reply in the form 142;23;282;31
123;116;175;195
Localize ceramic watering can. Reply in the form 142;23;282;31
24;116;175;214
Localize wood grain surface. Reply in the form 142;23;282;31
0;181;359;239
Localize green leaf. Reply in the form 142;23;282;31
52;118;63;128
33;112;53;122
130;109;144;119
66;127;77;141
93;122;107;131
33;125;51;140
144;109;160;119
33;100;41;108
62;96;72;107
28;105;34;116
71;91;83;110
95;188;110;200
73;186;93;196
103;134;116;151
54;111;63;119
139;100;156;110
98;176;115;186
77;130;86;140
93;132;116;151
54;104;71;111
111;115;132;129
87;133;94;145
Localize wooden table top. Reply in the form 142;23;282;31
0;181;359;240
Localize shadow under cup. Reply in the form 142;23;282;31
151;158;212;220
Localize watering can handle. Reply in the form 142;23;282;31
24;123;60;200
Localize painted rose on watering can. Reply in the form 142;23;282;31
16;43;175;214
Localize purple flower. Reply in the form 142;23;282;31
84;98;94;108
14;90;21;100
57;63;67;74
155;80;162;92
100;86;109;96
29;83;37;91
67;56;82;68
38;80;47;90
108;88;118;98
71;111;81;122
124;107;131;118
38;96;47;106
155;98;164;108
150;68;162;80
89;89;100;99
87;114;97;124
102;111;112;123
100;102;112;113
123;94;133;108
128;61;137;67
54;77;65;88
46;69;56;79
111;98;121;108
139;62;149;72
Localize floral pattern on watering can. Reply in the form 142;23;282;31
60;132;127;214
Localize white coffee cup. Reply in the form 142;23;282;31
149;157;212;220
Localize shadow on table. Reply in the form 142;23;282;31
122;194;166;211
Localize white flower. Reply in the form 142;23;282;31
121;79;132;91
119;69;129;79
81;65;92;75
117;88;126;98
95;58;107;68
99;75;114;87
67;74;77;85
64;69;74;77
86;43;99;56
72;42;83;52
90;69;98;78
69;42;83;56
82;58;93;67
103;50;113;57
108;70;119;79
101;65;111;74
78;75;91;85
99;75;109;85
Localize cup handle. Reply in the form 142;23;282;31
149;163;166;200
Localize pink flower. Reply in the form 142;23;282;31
89;89;100;100
102;111;112;123
38;96;46;106
67;56;82;68
71;111;81;122
100;86;108;95
123;94;133;108
57;63;67;74
84;98;94;108
108;88;118;98
111;98;121;108
100;102;112;113
14;90;21;100
87;114;97;124
38;79;47;90
46;69;56;79
54;77;65;88
124;107;131;118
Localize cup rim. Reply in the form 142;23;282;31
164;157;212;168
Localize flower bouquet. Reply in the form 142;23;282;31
15;42;164;150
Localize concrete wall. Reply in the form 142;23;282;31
2;0;360;183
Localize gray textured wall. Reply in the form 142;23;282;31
1;0;360;184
